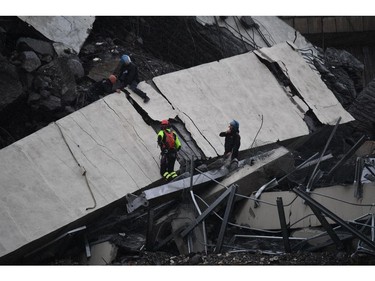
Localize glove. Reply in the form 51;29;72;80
162;149;169;154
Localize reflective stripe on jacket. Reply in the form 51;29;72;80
157;129;181;151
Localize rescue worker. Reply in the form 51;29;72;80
87;74;117;103
114;54;150;103
157;119;181;181
219;120;241;161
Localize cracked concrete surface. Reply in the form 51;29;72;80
0;93;160;259
0;40;356;261
255;42;354;125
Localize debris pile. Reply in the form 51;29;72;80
1;16;375;265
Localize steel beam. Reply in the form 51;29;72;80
180;185;235;238
327;135;366;176
276;197;291;253
307;117;341;191
143;166;229;201
308;203;344;250
215;184;238;253
293;186;375;251
354;157;364;199
84;235;91;258
253;152;319;207
146;207;155;251
25;226;87;258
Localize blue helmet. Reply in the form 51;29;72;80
230;120;239;131
121;54;131;64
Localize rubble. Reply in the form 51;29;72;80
1;16;375;265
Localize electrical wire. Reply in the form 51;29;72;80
249;114;263;150
233;16;261;49
289;213;317;228
222;18;257;49
253;18;277;46
309;191;375;207
193;193;282;235
232;16;253;51
194;166;298;207
190;189;208;254
55;122;97;210
213;16;226;57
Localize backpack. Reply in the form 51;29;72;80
163;130;175;150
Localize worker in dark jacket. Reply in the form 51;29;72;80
87;74;117;103
157;119;181;181
219;120;241;161
114;54;150;103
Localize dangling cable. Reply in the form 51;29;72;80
249;114;264;150
55;122;97;210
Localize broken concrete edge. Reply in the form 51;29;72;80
253;50;323;132
125;152;267;214
145;79;215;161
122;81;209;165
18;16;96;54
0;196;127;264
124;139;294;213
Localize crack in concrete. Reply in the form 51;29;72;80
61;16;73;31
180;111;220;157
74;111;109;150
255;53;318;132
73;108;149;180
102;99;159;167
63;112;144;185
152;77;219;158
35;129;79;174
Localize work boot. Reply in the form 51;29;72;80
143;96;150;103
164;171;177;182
169;171;177;180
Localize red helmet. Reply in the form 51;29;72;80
161;119;169;126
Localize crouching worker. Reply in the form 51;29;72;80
219;120;241;167
157;119;181;182
87;74;117;103
114;54;150;103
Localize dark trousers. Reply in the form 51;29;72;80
160;151;177;176
129;81;148;99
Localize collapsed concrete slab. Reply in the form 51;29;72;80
127;82;177;120
18;16;95;53
152;49;310;158
254;42;354;125
197;16;316;53
142;42;353;160
0;93;161;261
